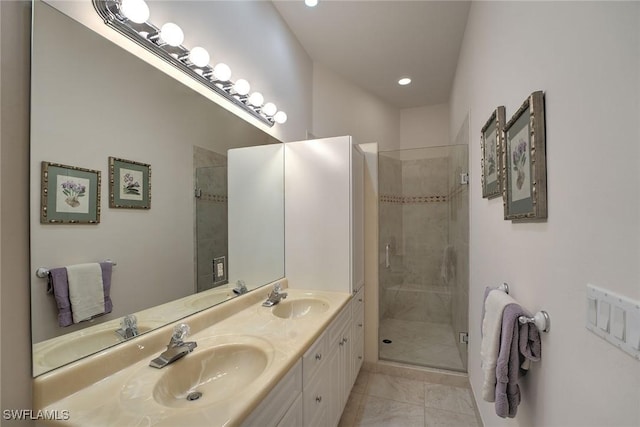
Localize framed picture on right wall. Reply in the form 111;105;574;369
503;90;547;221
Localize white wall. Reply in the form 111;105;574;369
450;2;640;426
312;63;400;150
400;103;450;150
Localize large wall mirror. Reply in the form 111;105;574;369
30;1;285;376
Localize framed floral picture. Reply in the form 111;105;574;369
109;157;151;209
41;161;101;224
480;106;505;199
503;91;547;221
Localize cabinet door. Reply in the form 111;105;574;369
278;393;303;427
303;366;330;427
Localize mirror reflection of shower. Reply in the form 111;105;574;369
378;144;469;372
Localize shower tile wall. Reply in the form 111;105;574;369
194;146;228;293
379;156;451;324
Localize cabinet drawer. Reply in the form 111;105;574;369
303;370;329;427
328;303;352;347
277;393;303;427
241;360;302;427
352;287;365;315
302;330;328;385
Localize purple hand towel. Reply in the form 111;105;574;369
47;263;113;327
99;262;113;315
47;267;73;327
495;303;541;418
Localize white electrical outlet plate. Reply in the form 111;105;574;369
586;284;640;361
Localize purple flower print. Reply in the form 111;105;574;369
61;180;86;208
512;139;527;190
122;172;141;195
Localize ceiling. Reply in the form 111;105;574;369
272;0;470;109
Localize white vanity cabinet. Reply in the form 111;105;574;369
285;136;365;294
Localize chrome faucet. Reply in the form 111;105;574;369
262;283;288;307
116;314;139;340
233;279;248;295
149;323;197;369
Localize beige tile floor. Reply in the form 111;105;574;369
379;318;464;372
339;370;482;427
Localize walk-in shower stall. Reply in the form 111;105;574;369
378;144;469;372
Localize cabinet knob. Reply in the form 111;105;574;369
315;353;322;361
358;356;363;360
316;396;322;403
358;323;363;327
358;298;363;302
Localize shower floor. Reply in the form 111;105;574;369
379;318;464;371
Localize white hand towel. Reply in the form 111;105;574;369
66;263;105;323
481;289;517;402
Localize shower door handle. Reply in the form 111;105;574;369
385;243;391;269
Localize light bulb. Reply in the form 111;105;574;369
159;23;184;47
398;77;412;86
248;92;264;107
120;0;149;24
305;0;318;7
213;63;232;81
233;79;251;96
274;111;288;124
188;47;210;68
262;102;277;116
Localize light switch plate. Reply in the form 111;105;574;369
586;284;640;361
597;300;610;331
611;306;625;340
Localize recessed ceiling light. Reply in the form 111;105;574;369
398;77;412;86
305;0;318;7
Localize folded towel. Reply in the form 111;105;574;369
47;268;73;327
481;289;517;402
67;263;106;323
99;262;114;315
495;303;542;418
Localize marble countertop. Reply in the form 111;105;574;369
35;286;351;426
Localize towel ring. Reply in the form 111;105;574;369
518;311;550;333
36;260;117;279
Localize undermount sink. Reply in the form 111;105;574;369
271;297;330;319
120;335;274;411
37;325;154;367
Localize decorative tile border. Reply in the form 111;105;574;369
199;193;228;203
380;194;448;204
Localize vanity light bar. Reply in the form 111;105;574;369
93;0;287;127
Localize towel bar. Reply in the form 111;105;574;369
496;282;550;333
519;311;550;333
36;260;117;279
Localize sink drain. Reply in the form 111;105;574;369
186;391;202;401
382;339;392;344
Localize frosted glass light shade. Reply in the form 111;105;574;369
234;79;251;96
305;0;318;7
274;111;288;124
189;47;210;67
120;0;149;24
262;102;277;116
398;77;412;85
248;92;264;107
213;63;232;81
159;23;184;46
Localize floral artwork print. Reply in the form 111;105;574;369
118;167;144;201
485;128;497;185
55;175;91;214
512;139;527;190
61;180;86;208
509;122;531;203
122;172;141;195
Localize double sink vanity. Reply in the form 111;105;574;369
34;282;365;426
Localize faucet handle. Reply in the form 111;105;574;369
122;314;137;329
273;282;282;293
172;323;190;343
